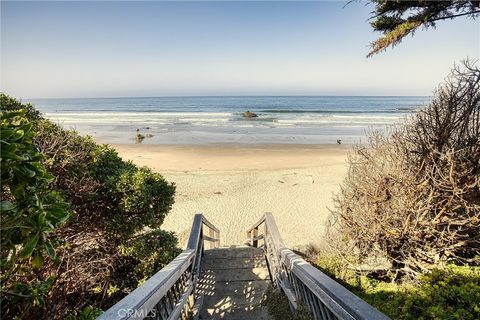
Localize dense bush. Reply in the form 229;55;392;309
329;61;480;276
0;94;179;319
1;109;69;317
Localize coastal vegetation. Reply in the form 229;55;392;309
1;2;477;320
366;0;480;56
0;94;179;319
312;254;480;320
321;61;480;318
264;286;312;320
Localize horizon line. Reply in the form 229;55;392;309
23;94;432;100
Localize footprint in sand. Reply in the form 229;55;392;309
278;172;315;185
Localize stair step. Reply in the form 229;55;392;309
191;294;204;320
199;246;272;319
202;290;267;305
200;267;270;282
204;247;264;259
199;303;270;320
202;257;267;270
197;280;270;296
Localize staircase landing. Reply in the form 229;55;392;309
196;246;272;320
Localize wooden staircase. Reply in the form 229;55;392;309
99;213;390;320
196;246;271;319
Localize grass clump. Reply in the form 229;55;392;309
264;286;312;320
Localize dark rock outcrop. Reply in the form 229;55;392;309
243;111;258;118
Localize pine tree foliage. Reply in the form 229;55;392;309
365;0;480;57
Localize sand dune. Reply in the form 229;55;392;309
113;144;349;249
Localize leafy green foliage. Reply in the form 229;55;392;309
0;108;69;316
0;94;42;120
8;276;56;310
119;229;181;284
365;1;480;56
315;255;480;320
90;143;135;185
31;116;178;284
115;168;175;234
362;266;480;320
65;306;103;320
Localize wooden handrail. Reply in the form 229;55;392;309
248;214;266;231
187;214;220;250
200;215;220;234
98;213;220;320
247;213;390;320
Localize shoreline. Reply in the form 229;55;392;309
110;142;351;149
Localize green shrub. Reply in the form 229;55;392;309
407;266;480;320
65;306;103;320
119;229;181;284
0;94;41;120
365;266;480;320
90;143;135;186
315;255;480;320
1;93;178;319
115;167;175;234
0;109;69;317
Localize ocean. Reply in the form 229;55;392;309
26;96;430;145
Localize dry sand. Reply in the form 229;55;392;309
112;144;349;249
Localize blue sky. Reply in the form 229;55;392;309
1;1;478;98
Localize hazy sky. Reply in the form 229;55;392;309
1;1;479;98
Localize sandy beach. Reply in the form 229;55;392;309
113;144;349;249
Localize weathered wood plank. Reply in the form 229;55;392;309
196;279;270;296
200;267;270;281
263;213;286;249
187;214;203;250
204;247;264;259
200;214;220;233
166;280;194;320
247;214;266;233
202;257;267;270
203;235;219;243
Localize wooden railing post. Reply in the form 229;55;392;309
209;227;215;249
251;227;258;247
247;214;266;247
